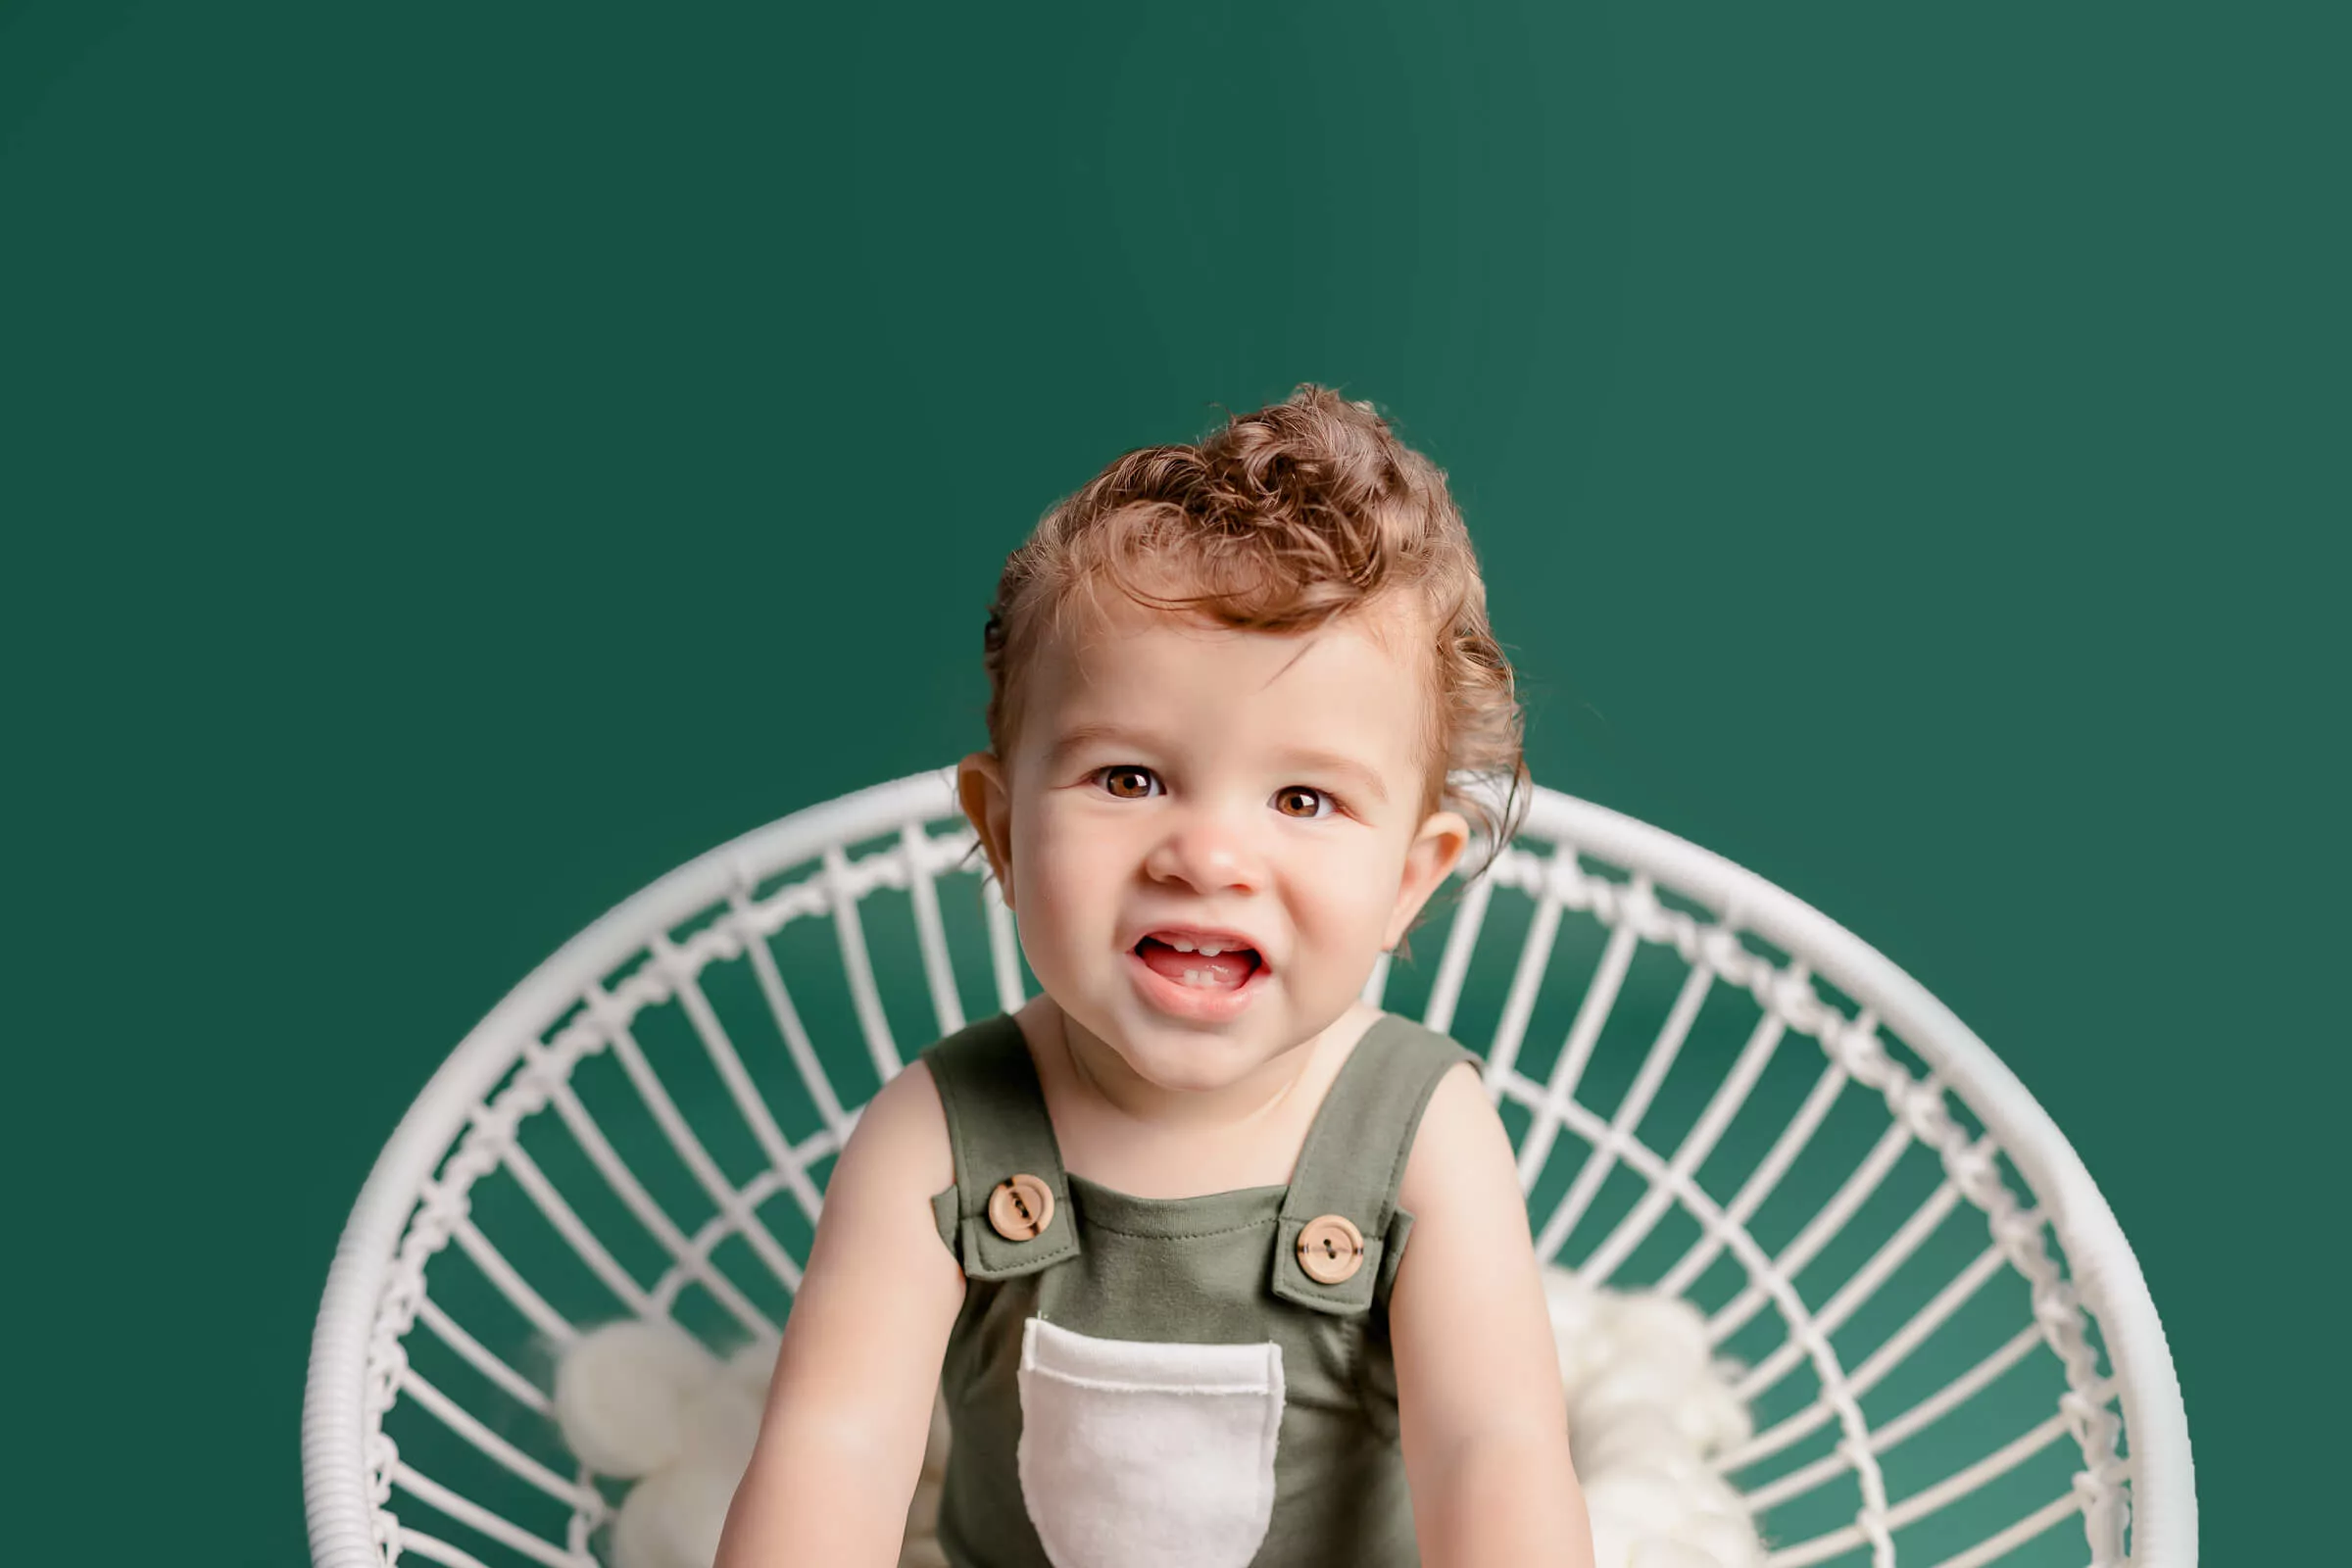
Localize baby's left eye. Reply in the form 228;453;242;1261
1273;786;1335;820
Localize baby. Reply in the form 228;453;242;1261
717;387;1597;1568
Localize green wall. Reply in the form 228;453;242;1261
6;2;2336;1559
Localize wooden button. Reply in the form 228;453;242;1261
988;1174;1054;1242
1296;1214;1365;1285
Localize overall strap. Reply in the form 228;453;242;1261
920;1013;1082;1280
1271;1013;1481;1315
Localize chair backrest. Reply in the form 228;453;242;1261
303;767;2192;1568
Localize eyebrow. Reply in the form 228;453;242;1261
1041;722;1141;773
1044;723;1391;806
1278;747;1392;807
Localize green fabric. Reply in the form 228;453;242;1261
920;1010;1479;1568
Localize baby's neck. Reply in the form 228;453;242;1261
1017;1001;1384;1198
1030;1005;1373;1203
1076;1030;1302;1134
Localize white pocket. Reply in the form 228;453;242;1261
1016;1316;1285;1568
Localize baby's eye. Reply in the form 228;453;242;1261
1095;765;1161;801
1273;785;1336;820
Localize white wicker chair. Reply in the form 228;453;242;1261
303;768;2194;1568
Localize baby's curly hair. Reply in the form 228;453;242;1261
980;383;1532;885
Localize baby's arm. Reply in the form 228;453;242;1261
715;1059;965;1568
1392;1063;1596;1568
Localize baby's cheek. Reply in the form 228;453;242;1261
1336;864;1401;950
1010;859;1100;974
1025;812;1114;880
1024;840;1106;915
1330;857;1410;930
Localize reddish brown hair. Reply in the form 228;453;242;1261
979;384;1531;893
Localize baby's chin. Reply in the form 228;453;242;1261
1082;1005;1321;1092
1112;1038;1282;1095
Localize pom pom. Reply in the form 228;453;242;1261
675;1377;762;1472
611;1452;744;1568
1543;1263;1769;1568
553;1320;722;1478
1675;1503;1769;1568
724;1336;780;1405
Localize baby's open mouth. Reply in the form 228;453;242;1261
1133;935;1263;991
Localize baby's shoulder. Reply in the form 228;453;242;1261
844;1051;956;1203
1394;1044;1502;1214
1355;1009;1485;1125
888;1010;1047;1194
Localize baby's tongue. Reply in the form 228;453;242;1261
1137;937;1254;989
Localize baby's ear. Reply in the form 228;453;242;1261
956;752;1016;906
1386;809;1471;951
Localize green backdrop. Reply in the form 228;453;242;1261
5;2;2338;1560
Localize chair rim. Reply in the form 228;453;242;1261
303;765;2194;1567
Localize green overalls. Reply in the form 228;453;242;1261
921;1009;1479;1568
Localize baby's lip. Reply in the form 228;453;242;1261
1129;924;1271;967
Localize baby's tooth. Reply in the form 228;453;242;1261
1198;944;1224;956
1170;938;1196;954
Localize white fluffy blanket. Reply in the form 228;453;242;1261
549;1266;1764;1568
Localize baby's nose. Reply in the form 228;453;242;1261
1145;812;1262;891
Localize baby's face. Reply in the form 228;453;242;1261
961;591;1468;1096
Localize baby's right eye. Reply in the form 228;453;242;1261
1095;765;1160;800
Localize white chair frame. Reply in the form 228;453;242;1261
302;768;2195;1568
